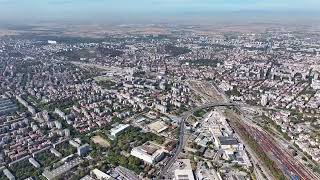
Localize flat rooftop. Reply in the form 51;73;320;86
42;157;83;180
218;136;239;146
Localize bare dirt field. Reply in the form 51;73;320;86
91;135;110;148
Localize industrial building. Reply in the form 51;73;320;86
215;136;239;149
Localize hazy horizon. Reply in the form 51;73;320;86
0;0;320;26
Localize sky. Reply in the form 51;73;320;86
0;0;319;25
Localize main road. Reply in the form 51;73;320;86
159;102;235;179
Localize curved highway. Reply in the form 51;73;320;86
159;102;235;179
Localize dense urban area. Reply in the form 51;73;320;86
0;25;320;180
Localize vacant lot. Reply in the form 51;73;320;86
91;135;111;148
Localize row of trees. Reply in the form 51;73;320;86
9;160;42;179
107;150;143;173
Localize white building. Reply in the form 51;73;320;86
311;79;320;90
130;142;165;164
91;168;114;180
48;40;57;44
55;108;66;120
110;124;130;139
64;129;70;137
174;159;195;180
50;148;62;158
29;157;41;168
54;121;62;129
155;104;167;113
3;168;15;180
69;140;80;148
219;81;233;92
261;94;268;106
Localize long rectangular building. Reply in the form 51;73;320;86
42;157;83;180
